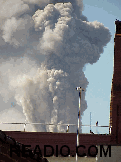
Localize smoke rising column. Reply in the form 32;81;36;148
0;0;112;133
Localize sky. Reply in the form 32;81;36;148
81;0;120;134
0;0;119;134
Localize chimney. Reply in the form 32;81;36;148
110;20;121;144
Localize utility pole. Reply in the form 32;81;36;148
75;87;84;162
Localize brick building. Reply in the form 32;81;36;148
110;20;121;144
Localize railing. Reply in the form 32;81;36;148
0;122;112;134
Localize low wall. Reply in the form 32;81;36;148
96;145;121;162
44;156;96;162
4;131;111;157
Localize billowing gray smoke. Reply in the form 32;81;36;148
0;0;111;132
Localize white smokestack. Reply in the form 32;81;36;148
0;0;111;133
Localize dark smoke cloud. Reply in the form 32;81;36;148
0;0;111;132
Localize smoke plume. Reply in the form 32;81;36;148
0;0;111;132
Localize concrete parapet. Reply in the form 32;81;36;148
96;145;121;162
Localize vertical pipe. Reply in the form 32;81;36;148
109;123;110;134
78;91;81;145
76;90;81;162
24;123;25;132
24;120;26;132
90;112;91;133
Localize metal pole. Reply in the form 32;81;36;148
76;87;84;162
24;120;26;132
109;124;110;134
78;91;81;145
90;112;91;133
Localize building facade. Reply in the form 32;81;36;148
110;20;121;144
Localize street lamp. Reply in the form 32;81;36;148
76;87;84;162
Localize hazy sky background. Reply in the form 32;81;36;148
82;0;120;133
0;0;119;134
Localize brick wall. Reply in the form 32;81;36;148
4;131;111;157
110;21;121;144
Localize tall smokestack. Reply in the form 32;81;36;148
0;0;111;133
110;20;121;143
